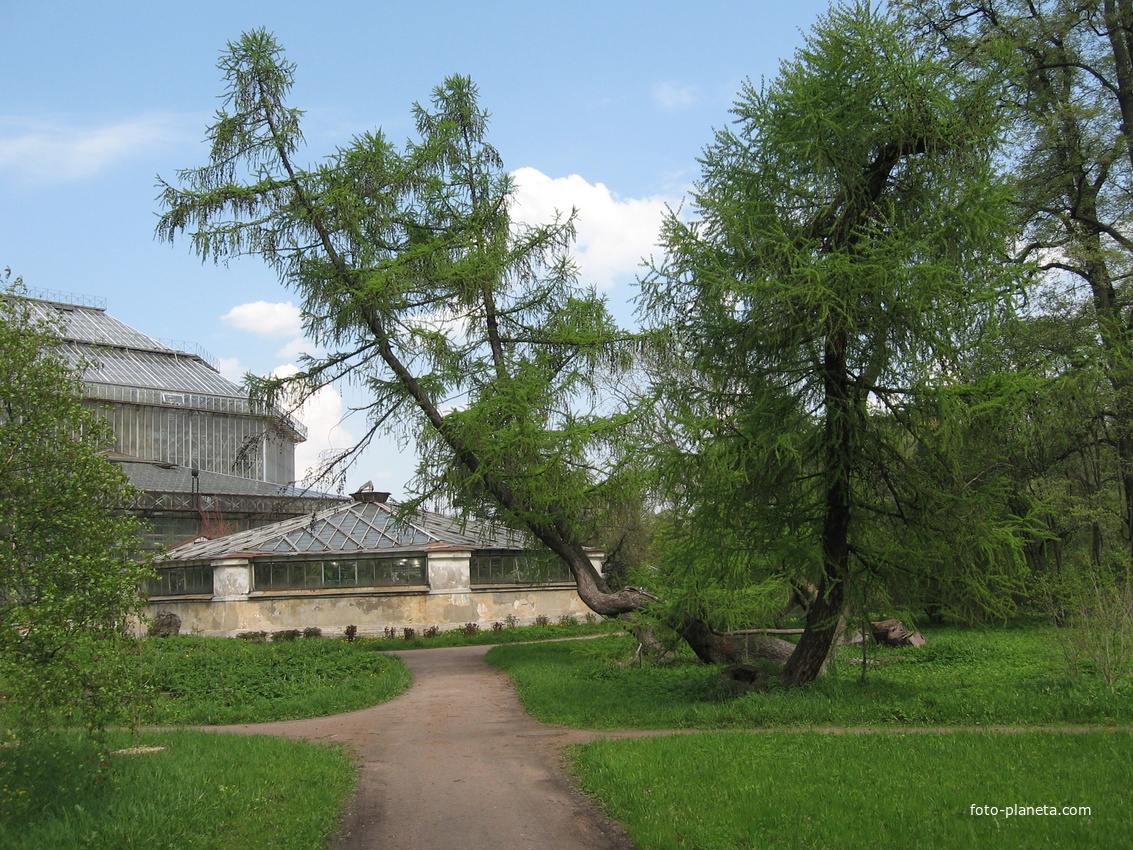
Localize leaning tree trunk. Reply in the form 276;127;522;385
780;576;846;686
678;615;797;665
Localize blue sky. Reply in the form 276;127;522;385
1;0;833;495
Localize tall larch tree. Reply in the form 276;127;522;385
642;2;1027;685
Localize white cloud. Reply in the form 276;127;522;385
652;81;701;111
271;364;357;486
509;167;676;291
0;113;189;185
221;300;317;362
215;357;246;383
221;301;304;339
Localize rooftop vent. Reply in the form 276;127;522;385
351;483;390;504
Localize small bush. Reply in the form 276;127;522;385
1040;561;1133;686
272;629;301;643
534;614;551;627
422;625;440;638
504;614;519;629
402;627;416;640
302;627;323;639
462;622;480;636
149;610;181;638
343;625;357;643
558;614;578;627
492;621;505;632
584;612;598;625
382;627;396;639
236;631;268;643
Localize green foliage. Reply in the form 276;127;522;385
572;731;1129;850
896;1;1133;595
157;31;635;586
0;278;153;742
137;636;411;725
364;617;616;650
639;3;1027;656
0;730;354;849
1037;556;1133;686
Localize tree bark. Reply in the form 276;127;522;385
677;615;797;665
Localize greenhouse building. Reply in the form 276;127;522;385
148;488;597;636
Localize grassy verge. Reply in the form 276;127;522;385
486;623;1133;728
570;731;1131;849
137;636;412;725
0;729;354;850
135;620;612;725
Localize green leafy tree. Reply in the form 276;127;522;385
896;0;1133;569
641;2;1027;685
0;278;152;740
157;31;652;617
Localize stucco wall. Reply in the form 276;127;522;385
146;586;592;637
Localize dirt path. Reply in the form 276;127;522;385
210;644;638;850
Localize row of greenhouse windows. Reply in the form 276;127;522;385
148;552;572;596
469;551;572;585
253;557;427;590
147;565;213;596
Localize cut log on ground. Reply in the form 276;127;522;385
871;618;927;647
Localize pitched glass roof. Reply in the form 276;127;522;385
164;501;530;562
20;296;242;397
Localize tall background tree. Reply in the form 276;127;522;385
641;2;1029;685
0;277;152;741
896;0;1133;558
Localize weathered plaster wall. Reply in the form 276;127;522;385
146;585;591;637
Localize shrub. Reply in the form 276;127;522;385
1040;560;1133;687
462;622;480;636
558;614;578;627
402;627;416;640
422;625;440;638
271;629;301;643
149;610;181;638
534;614;551;627
302;627;322;639
492;621;505;632
236;631;268;643
504;614;519;628
344;625;357;643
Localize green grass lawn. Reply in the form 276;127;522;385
571;731;1132;850
0;621;614;849
0;729;355;850
486;622;1133;728
136;619;612;725
137;635;413;725
486;620;1133;849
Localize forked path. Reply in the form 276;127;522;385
211;644;638;850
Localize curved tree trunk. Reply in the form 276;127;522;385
678;615;797;665
780;576;846;687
